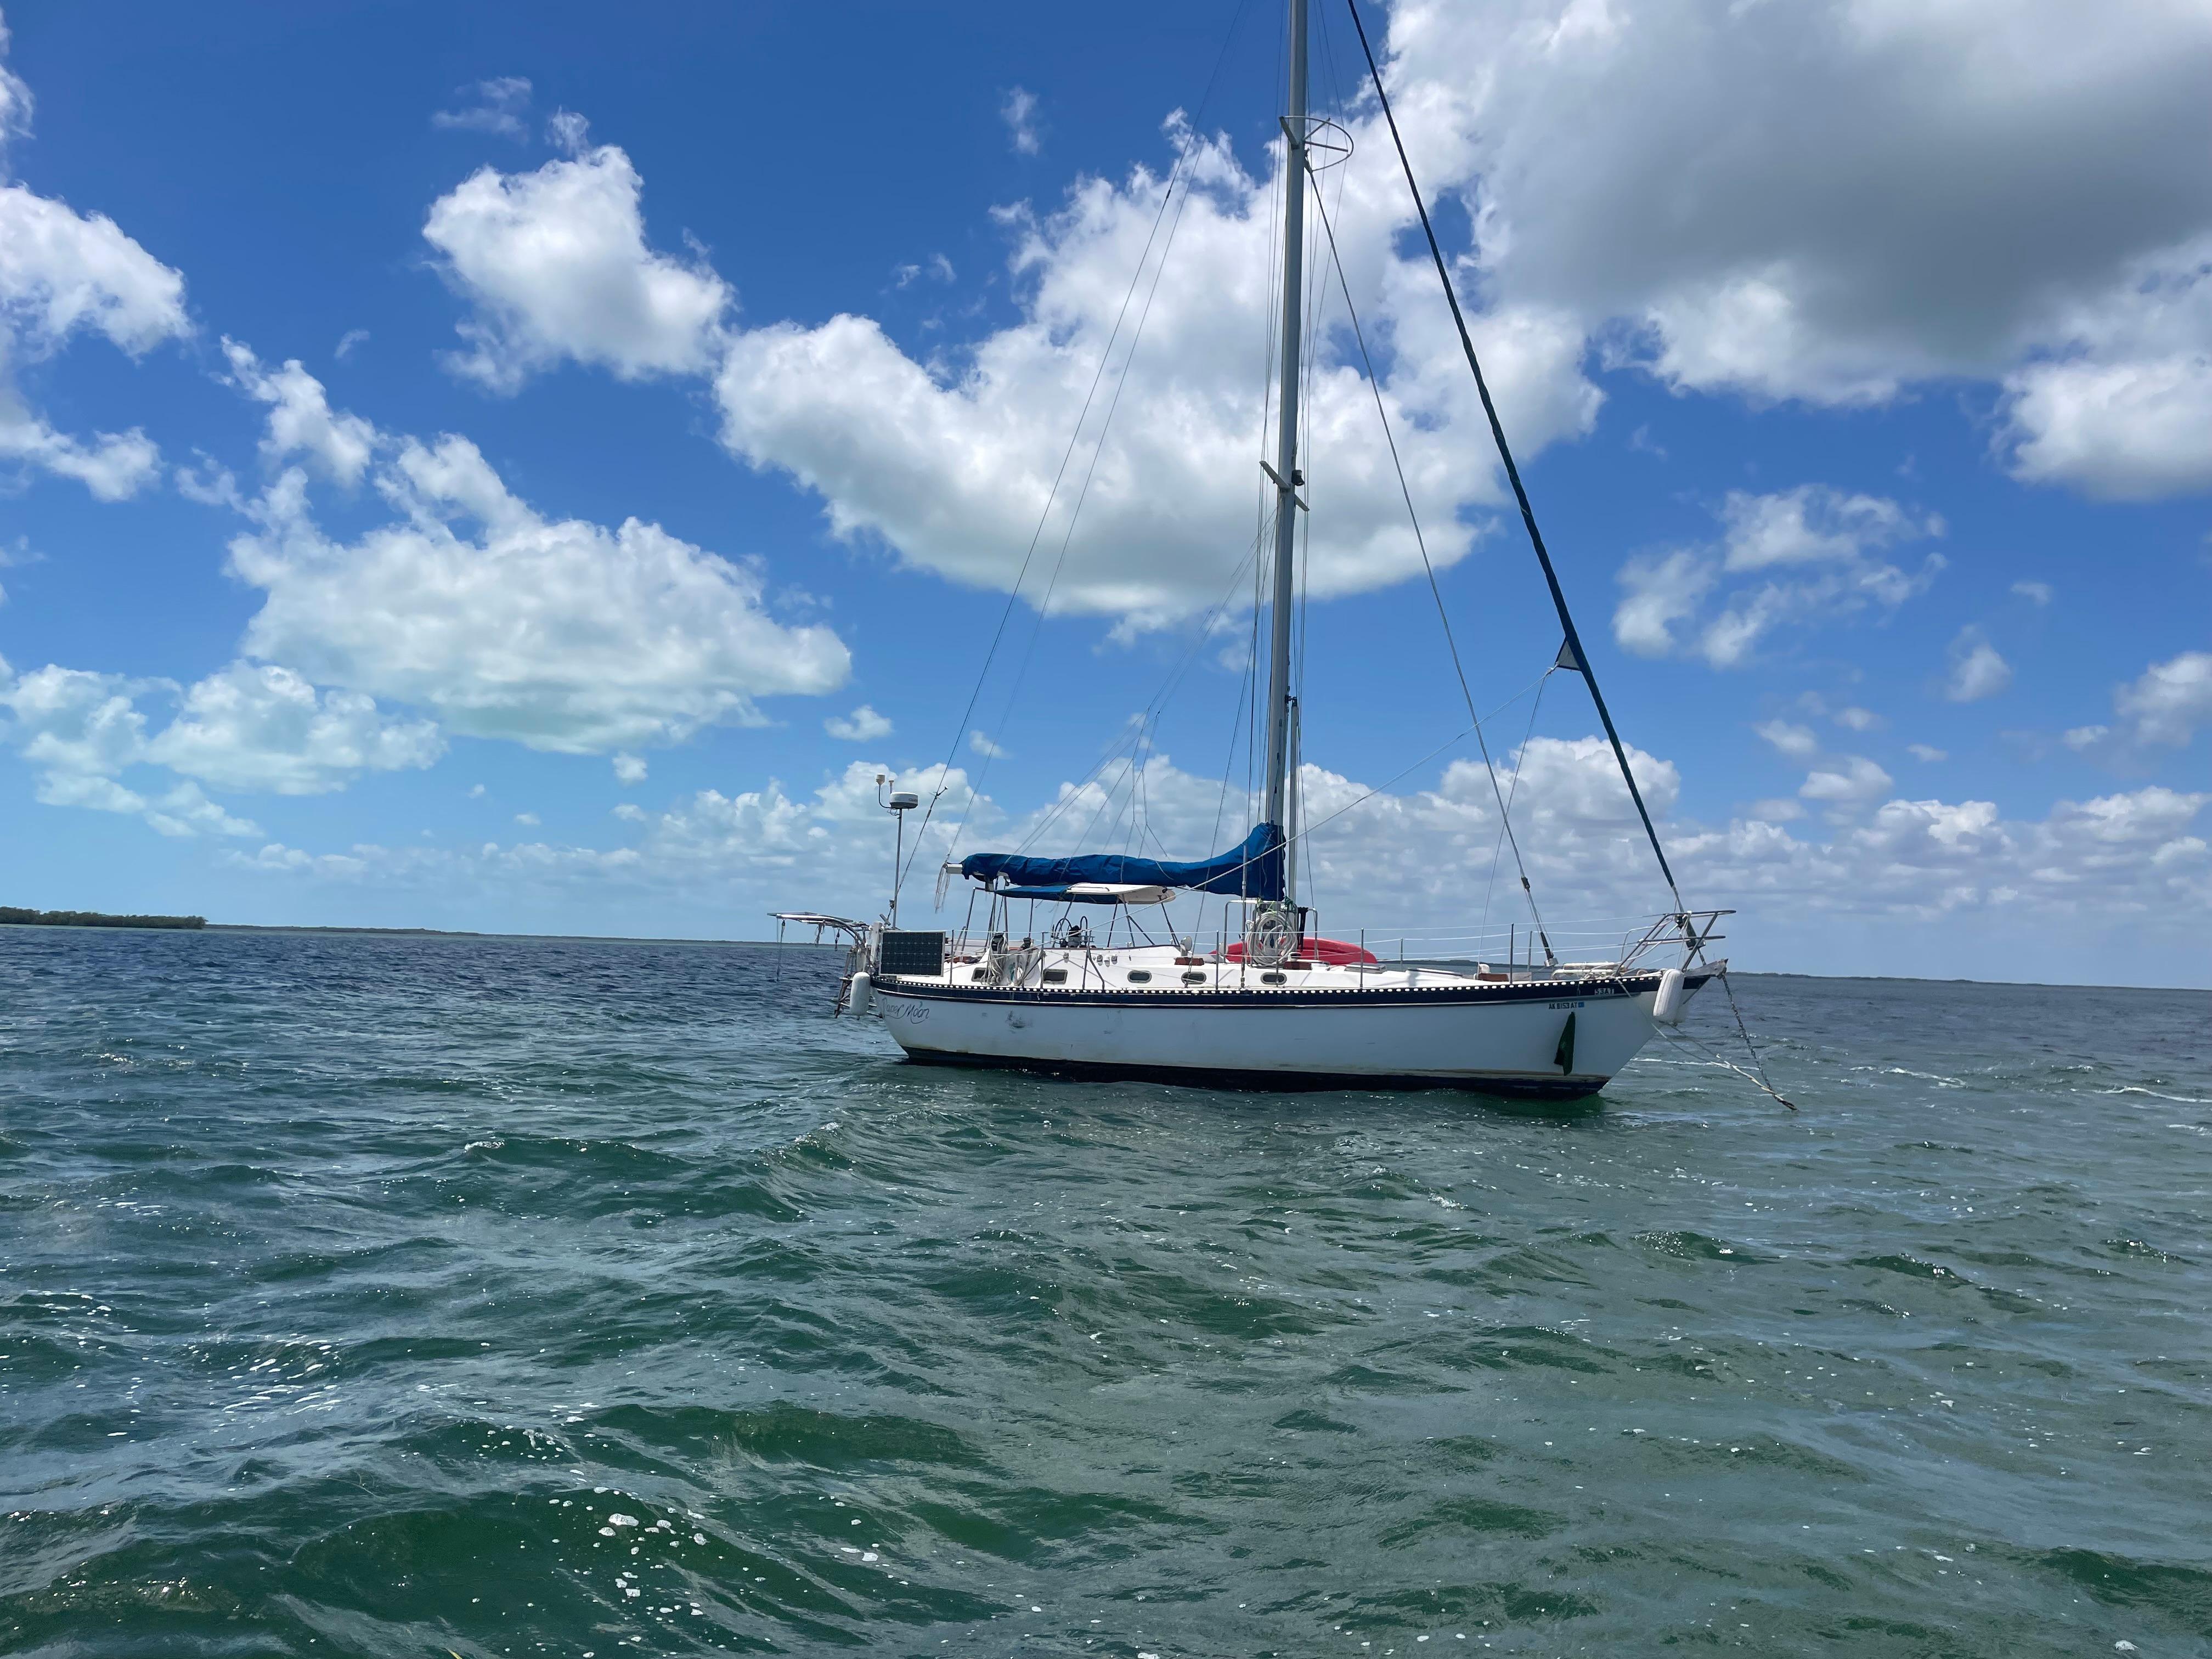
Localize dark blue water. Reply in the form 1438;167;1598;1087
2;927;2207;1657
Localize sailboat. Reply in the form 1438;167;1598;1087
778;0;1737;1098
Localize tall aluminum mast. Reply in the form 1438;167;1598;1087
1259;0;1310;881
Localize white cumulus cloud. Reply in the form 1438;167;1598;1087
9;345;855;838
1753;720;1819;760
144;661;443;794
0;400;160;501
223;338;376;486
1001;87;1042;156
2000;236;2212;500
0;20;187;499
1800;755;1894;810
0;655;437;826
425;115;1596;628
1615;486;1942;665
404;0;2212;669
0;179;186;356
1943;626;2013;702
433;76;532;140
712;129;1596;627
423;137;731;391
825;704;893;742
2112;649;2212;748
224;737;2211;977
228;424;849;753
198;354;848;757
1396;0;2212;491
2;662;150;781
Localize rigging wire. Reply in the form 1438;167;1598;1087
1480;667;1553;935
1340;0;1685;921
991;150;1207;762
980;49;1325;878
1276;663;1553;864
938;163;1198;879
1305;175;1558;963
906;0;1258;899
977;661;1557;949
1342;0;1798;1110
1009;518;1268;856
1209;627;1256;855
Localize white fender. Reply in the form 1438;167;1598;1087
847;972;874;1017
1652;966;1688;1026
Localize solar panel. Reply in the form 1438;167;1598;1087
877;930;945;978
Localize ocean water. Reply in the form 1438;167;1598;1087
2;928;2207;1659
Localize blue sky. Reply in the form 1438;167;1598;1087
2;1;2208;985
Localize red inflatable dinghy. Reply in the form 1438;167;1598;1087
1223;936;1379;966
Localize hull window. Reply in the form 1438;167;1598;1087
1127;970;1153;984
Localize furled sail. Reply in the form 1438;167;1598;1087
959;822;1285;900
996;883;1176;905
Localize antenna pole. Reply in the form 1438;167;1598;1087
1260;0;1309;890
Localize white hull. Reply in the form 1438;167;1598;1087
868;952;1714;1097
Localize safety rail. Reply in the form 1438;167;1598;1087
923;908;1729;979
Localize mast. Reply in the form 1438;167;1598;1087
1259;0;1309;885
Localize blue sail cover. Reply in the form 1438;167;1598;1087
960;822;1285;900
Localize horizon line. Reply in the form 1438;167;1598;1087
3;917;2203;994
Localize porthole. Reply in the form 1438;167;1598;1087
1181;970;1207;985
1040;968;1068;985
972;968;991;981
1127;970;1152;984
1260;971;1288;985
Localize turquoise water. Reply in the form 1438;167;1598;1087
2;927;2207;1657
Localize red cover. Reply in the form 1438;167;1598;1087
1223;936;1379;966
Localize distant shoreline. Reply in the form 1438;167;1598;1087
3;912;2203;990
210;923;488;937
1;906;205;930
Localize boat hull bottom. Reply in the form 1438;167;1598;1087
895;1043;1612;1099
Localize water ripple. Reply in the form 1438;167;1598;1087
1;934;2207;1656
